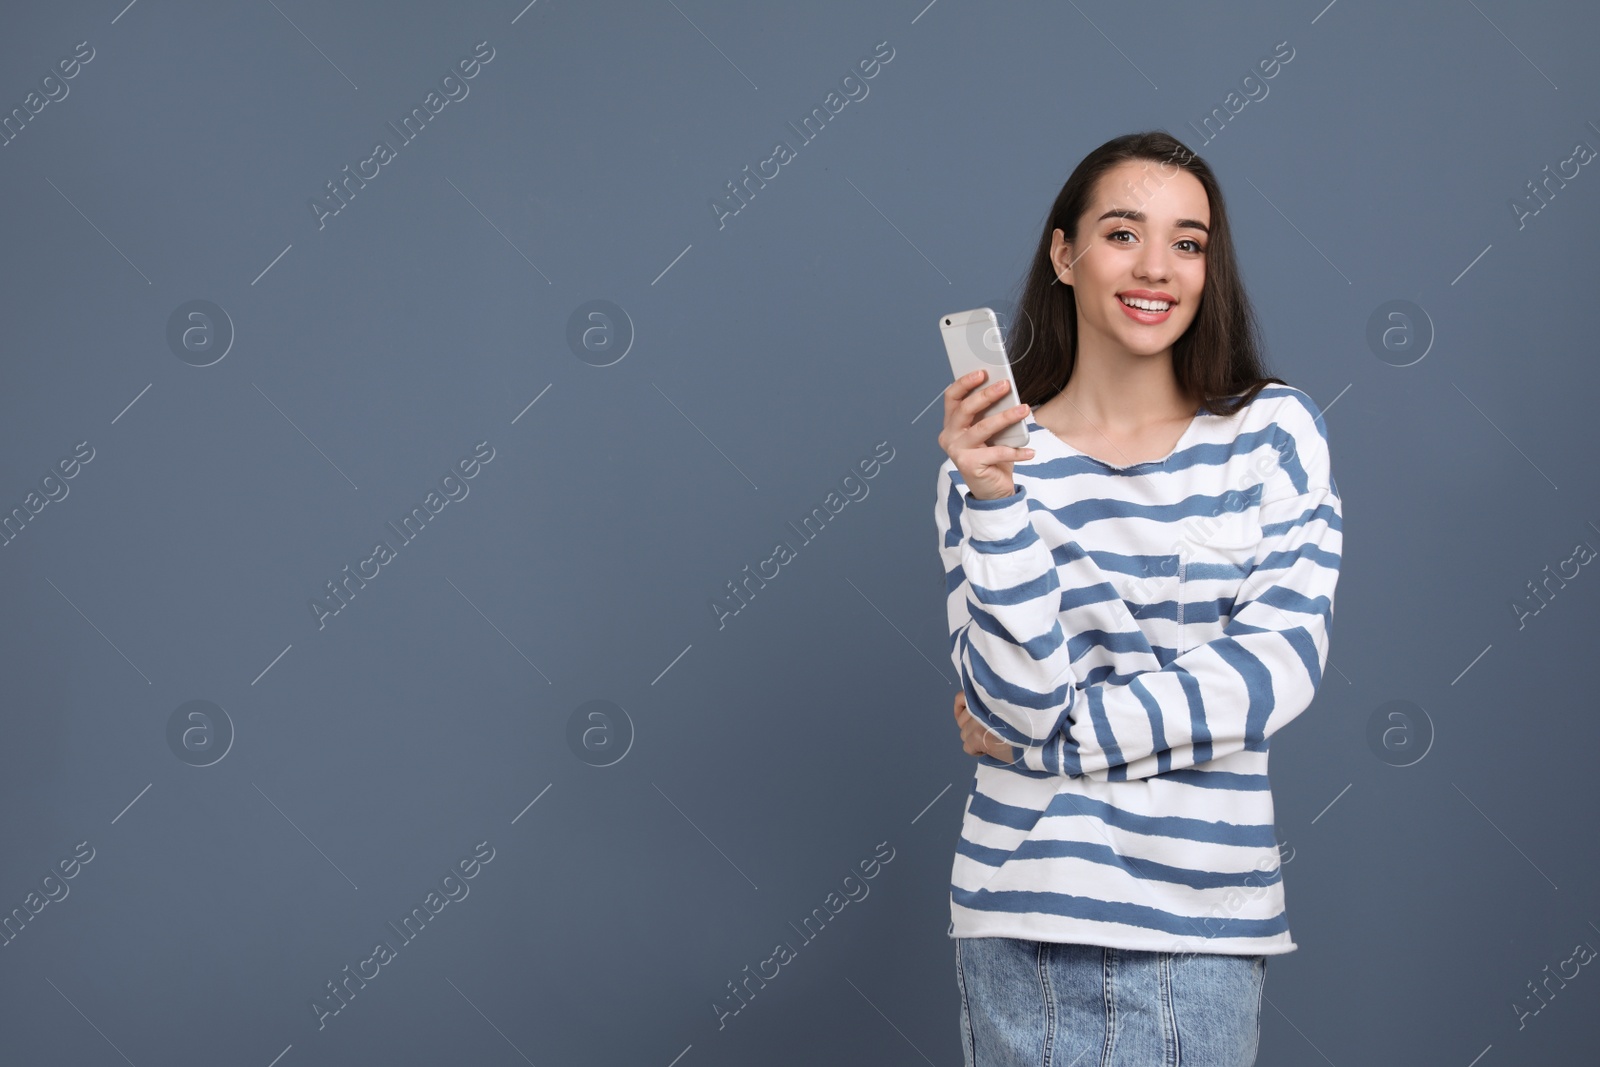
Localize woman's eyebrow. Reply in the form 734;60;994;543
1096;207;1210;235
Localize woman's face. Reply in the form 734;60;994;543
1051;159;1210;360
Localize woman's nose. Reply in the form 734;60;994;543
1134;250;1171;280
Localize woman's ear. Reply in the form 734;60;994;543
1050;227;1074;286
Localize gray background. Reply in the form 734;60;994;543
1;0;1596;1064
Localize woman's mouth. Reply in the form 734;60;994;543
1117;294;1173;324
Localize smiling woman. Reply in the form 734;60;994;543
934;130;1342;1067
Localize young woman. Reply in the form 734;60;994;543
935;130;1343;1066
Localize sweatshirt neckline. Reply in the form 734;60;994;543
1027;406;1209;473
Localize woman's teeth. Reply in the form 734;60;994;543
1119;296;1172;312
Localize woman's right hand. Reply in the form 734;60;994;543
938;368;1035;501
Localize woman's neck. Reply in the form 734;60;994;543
1037;352;1196;434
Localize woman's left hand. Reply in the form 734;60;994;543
953;690;1019;763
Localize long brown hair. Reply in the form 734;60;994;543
1004;130;1284;418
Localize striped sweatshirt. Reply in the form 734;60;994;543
937;384;1341;956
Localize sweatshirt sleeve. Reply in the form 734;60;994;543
1074;483;1341;780
935;462;1084;775
935;394;1342;781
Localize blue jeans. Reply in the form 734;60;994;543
956;937;1266;1066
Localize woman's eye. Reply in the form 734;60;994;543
1108;230;1203;253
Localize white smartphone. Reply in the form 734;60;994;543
938;307;1029;448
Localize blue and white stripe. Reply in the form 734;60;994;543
937;384;1342;955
